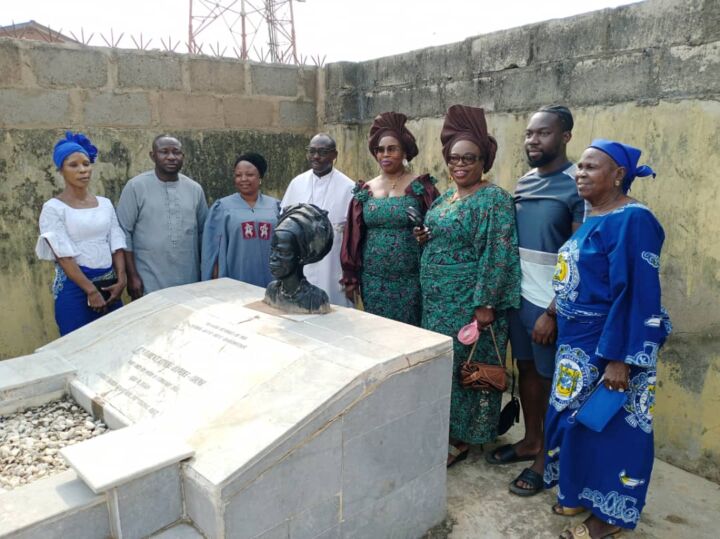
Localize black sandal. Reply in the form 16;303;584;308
447;443;469;468
508;467;543;496
485;443;537;465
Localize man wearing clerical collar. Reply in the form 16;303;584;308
281;133;355;307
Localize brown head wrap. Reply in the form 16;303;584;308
440;105;498;172
367;112;419;162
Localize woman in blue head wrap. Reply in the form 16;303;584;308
35;132;128;336
543;140;670;538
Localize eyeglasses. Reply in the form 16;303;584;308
306;147;336;157
373;145;402;156
447;153;481;166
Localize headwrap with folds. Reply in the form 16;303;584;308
440;105;497;173
588;138;656;193
367;112;419;162
53;131;98;169
235;152;268;178
276;203;333;265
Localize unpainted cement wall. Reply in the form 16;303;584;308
0;38;320;358
323;0;720;481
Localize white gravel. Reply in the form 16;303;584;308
0;396;107;491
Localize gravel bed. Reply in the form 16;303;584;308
0;395;108;492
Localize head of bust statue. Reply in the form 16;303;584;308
264;203;333;314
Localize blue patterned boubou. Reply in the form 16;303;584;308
544;203;671;529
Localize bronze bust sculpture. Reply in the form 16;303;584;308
264;203;333;314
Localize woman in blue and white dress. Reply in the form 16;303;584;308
36;132;127;336
544;140;670;539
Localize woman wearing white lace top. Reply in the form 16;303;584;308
35;132;127;336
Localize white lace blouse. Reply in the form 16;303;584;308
35;197;127;269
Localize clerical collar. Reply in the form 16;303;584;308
312;169;334;181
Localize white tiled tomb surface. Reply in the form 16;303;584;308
1;279;452;538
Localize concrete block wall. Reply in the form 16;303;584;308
324;0;719;125
0;39;320;359
323;0;720;482
0;39;318;131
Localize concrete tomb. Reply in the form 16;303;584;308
0;279;452;538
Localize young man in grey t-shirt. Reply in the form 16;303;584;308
486;106;584;498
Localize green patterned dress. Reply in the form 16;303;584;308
421;184;521;444
341;175;439;326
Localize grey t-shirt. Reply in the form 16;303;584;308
514;162;584;253
513;162;584;307
116;170;208;294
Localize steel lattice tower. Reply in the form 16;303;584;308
188;0;303;63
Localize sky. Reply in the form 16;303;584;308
2;0;634;63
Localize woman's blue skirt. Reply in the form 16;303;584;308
53;265;122;336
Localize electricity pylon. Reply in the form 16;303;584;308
188;0;304;63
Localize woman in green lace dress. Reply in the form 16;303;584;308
341;112;439;325
416;105;521;465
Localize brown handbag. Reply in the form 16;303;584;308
460;325;508;392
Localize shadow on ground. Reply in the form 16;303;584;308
426;411;720;538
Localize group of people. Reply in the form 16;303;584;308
37;133;207;335
37;102;669;538
36;131;348;335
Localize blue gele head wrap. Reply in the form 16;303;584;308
588;138;656;193
53;131;98;169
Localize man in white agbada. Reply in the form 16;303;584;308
281;133;354;307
